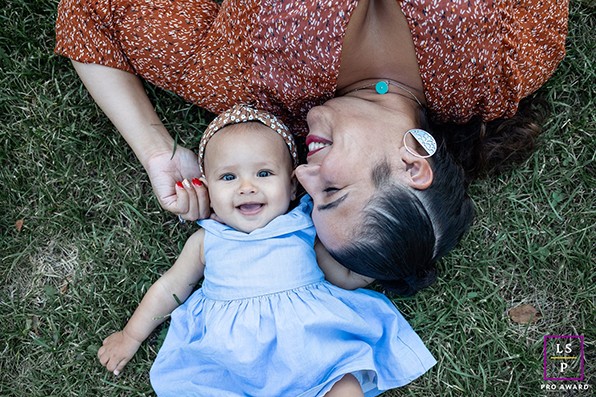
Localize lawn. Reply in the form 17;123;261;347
0;1;593;396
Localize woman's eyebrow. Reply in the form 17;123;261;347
317;193;348;211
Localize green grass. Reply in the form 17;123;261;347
1;1;594;396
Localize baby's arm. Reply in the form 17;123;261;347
314;240;374;290
98;229;206;375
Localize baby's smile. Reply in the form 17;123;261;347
236;202;264;216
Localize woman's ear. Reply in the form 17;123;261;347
399;147;434;190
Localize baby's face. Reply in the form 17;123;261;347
202;123;296;233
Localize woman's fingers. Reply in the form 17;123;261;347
182;179;199;220
145;146;201;215
175;178;211;221
174;181;190;218
192;178;211;219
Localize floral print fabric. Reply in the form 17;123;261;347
55;0;568;130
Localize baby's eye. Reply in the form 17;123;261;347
221;174;236;181
257;170;272;177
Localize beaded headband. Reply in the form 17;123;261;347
198;105;298;175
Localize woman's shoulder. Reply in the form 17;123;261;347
401;0;568;122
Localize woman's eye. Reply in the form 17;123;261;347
221;174;235;181
257;170;272;177
323;187;339;193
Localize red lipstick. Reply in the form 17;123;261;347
305;135;332;157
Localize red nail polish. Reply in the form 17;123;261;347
192;178;202;186
176;181;184;188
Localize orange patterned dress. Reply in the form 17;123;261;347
55;0;568;133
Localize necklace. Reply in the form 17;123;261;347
343;80;424;108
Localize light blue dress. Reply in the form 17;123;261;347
150;196;436;396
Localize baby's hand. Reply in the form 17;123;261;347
97;330;142;376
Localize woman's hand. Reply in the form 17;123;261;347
97;330;143;376
145;146;211;221
70;62;211;220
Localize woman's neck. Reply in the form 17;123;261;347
337;79;424;108
343;87;423;129
337;0;423;96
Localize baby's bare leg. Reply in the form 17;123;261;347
325;374;364;397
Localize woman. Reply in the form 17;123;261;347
54;0;568;294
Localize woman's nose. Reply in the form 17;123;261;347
294;164;321;193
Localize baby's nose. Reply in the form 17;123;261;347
238;180;257;194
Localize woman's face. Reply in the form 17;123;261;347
295;96;417;251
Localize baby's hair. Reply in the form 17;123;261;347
222;122;295;170
198;105;298;175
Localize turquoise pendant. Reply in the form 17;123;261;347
375;81;389;95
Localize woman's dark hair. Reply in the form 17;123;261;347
328;139;474;296
432;95;550;184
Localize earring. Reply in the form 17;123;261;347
403;129;437;158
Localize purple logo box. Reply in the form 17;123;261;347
543;335;585;381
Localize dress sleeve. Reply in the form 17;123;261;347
55;0;135;73
54;0;220;88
